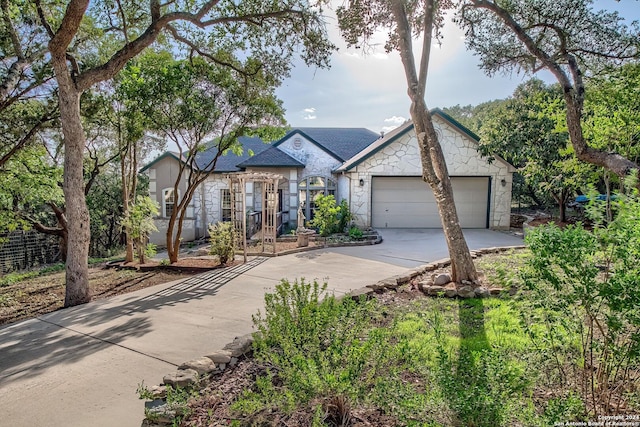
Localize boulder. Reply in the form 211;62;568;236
178;357;216;375
474;287;490;298
163;369;199;388
444;283;458;298
458;286;475;299
433;273;451;286
205;350;232;364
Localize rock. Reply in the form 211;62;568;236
458;285;475;299
379;278;398;289
366;282;384;291
433;273;451;286
229;357;238;366
144;400;176;425
425;285;446;296
349;287;374;300
422;264;437;272
489;287;503;296
218;363;226;371
417;280;434;293
444;283;458;298
150;385;167;399
394;272;413;284
179;357;216;375
474;287;490;298
205;350;232;364
461;279;473;286
163;369;199;388
509;286;519;296
223;335;253;357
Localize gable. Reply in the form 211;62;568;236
343;115;512;176
275;128;380;162
337;110;514;173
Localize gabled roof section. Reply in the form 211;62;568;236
336;121;413;172
336;109;514;172
275;127;380;162
194;136;270;173
236;146;305;168
139;151;185;173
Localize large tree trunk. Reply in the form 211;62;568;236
50;55;91;307
412;103;478;283
391;0;477;284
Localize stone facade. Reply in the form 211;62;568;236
343;115;514;229
144;116;514;244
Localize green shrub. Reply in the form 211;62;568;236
310;195;352;236
348;226;363;239
251;278;384;403
522;186;640;416
208;221;235;265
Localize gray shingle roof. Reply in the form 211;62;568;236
194;136;270;172
236;146;305;168
279;128;380;162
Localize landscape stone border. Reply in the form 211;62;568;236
140;244;525;426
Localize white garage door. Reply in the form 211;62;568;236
372;176;489;228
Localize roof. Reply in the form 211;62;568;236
193;136;270;172
236;146;305;168
336;109;514;172
275;128;380;162
139;151;185;173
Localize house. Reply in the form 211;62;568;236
141;109;515;246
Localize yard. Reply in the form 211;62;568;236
143;246;640;427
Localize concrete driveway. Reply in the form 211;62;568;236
0;229;522;427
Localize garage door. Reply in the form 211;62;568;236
371;176;489;228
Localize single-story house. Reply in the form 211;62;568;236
141;109;515;245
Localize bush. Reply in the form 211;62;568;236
348;226;363;239
310;195;352;236
522;186;640;416
251;278;383;402
208;221;235;265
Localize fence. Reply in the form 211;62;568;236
0;231;61;274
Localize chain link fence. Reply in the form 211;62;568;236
0;231;61;274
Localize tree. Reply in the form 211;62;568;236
337;0;478;283
121;196;158;264
457;0;640;184
121;52;286;263
26;0;333;306
478;79;592;221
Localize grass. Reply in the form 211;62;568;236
0;262;65;287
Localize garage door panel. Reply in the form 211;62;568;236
372;176;488;228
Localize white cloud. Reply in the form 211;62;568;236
303;107;317;120
381;125;398;134
384;116;407;124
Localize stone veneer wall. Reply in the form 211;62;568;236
347;115;514;229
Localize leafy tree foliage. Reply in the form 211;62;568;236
120;52;286;263
120;196;158;264
3;0;334;306
478;79;593;221
457;0;640;184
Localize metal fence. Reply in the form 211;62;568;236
0;231;61;274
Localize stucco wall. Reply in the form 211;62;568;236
346;116;513;229
145;156;197;246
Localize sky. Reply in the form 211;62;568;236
275;1;640;134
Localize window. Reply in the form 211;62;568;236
299;176;336;221
162;188;176;218
221;189;231;222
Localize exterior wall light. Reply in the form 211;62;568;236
501;178;507;187
359;178;365;187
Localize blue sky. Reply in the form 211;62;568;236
276;1;640;133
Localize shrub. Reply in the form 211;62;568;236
522;186;640;416
121;196;159;264
348;226;363;239
208;221;235;265
310;195;352;236
251;278;383;402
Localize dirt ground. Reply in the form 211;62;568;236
0;262;203;326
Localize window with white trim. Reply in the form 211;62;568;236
162;188;177;218
299;176;336;221
221;189;231;222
